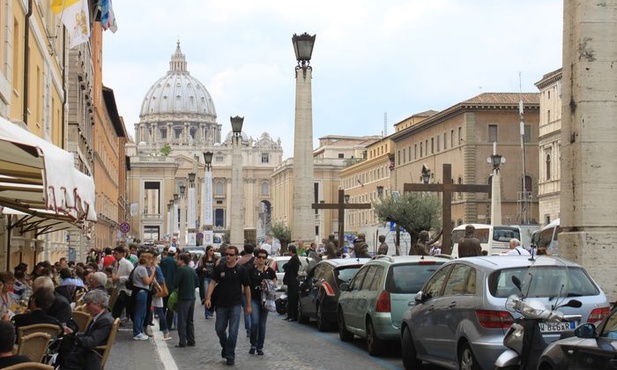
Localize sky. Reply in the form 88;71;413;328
102;0;564;159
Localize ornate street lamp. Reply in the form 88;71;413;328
292;32;316;75
487;142;506;226
291;32;316;244
202;151;214;245
421;166;431;184
230;116;245;248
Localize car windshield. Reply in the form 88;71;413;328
386;263;444;293
335;266;362;284
489;266;600;298
600;310;617;339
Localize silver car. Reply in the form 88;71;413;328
400;256;610;370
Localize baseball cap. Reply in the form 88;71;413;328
168;247;177;254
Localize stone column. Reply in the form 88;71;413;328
292;67;315;243
230;135;244;249
560;0;617;301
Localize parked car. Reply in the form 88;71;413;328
267;255;313;291
538;305;617;370
338;255;450;356
400;256;610;370
297;258;371;331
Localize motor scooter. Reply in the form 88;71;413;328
494;275;582;370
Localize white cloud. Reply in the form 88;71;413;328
103;0;563;158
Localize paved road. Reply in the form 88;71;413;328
106;300;410;369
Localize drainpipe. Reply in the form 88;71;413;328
22;0;33;125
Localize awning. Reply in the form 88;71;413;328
0;118;97;223
1;207;83;236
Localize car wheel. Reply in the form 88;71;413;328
366;319;384;356
401;327;421;369
458;341;480;370
338;309;354;342
298;299;309;324
316;303;330;332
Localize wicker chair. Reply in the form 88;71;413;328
72;310;92;333
93;318;120;369
16;324;61;344
15;332;52;363
2;362;54;370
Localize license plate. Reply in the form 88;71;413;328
538;321;577;333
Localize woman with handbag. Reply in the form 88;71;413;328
153;263;171;340
247;249;277;356
198;246;218;319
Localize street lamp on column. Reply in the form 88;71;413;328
230;116;244;249
173;193;179;244
487;142;506;226
202;151;213;246
187;172;196;246
291;32;316;244
421;165;431;184
179;184;186;247
167;201;173;241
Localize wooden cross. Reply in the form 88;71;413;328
312;189;372;249
403;163;491;254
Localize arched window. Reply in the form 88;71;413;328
524;175;532;193
261;181;269;196
545;154;551;180
215;180;224;196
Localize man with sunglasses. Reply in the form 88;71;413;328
205;245;252;366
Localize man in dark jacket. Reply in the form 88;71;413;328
173;253;199;348
283;245;300;321
458;225;482;257
60;290;115;370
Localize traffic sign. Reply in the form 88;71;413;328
119;222;131;234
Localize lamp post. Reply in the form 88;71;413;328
179;184;186;247
167;201;173;241
421;166;431;184
173;193;179;244
230;116;244;248
487;142;506;226
187;172;196;246
202;151;213;246
292;32;316;244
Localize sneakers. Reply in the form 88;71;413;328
257;349;264;356
133;333;149;341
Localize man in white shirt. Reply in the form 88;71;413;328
506;238;530;256
111;246;134;319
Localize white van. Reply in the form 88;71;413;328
531;218;561;255
451;224;522;257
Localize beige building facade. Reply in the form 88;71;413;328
127;44;283;246
535;69;562;225
389;93;540;233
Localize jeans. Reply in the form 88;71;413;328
241;295;251;333
250;300;269;350
154;306;168;334
132;289;148;336
215;305;242;361
203;278;213;318
176;299;195;346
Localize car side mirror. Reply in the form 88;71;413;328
339;282;350;292
574;323;597;339
414;291;425;303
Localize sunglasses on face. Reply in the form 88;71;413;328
225;253;236;257
256;256;267;259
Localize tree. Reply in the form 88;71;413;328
373;192;442;251
270;221;292;255
160;144;172;156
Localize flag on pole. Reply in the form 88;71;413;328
51;0;90;48
99;0;118;33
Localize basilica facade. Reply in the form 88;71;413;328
126;43;283;246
